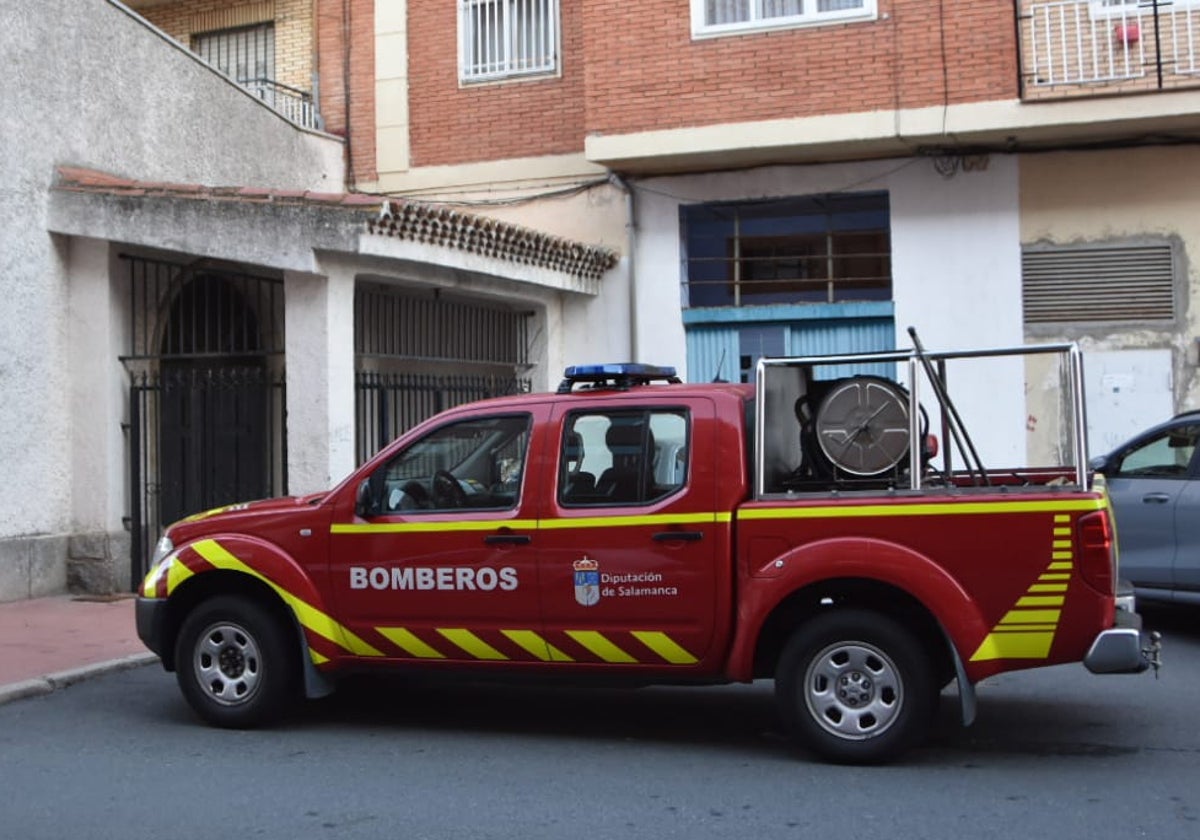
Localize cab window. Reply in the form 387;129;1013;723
362;414;531;514
559;409;689;506
1113;425;1200;479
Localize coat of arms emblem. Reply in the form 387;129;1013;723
573;556;600;606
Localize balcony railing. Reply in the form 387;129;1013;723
241;78;321;130
1020;1;1200;98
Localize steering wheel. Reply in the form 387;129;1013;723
431;469;467;508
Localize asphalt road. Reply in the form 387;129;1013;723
1;605;1195;840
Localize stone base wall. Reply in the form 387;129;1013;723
0;531;131;603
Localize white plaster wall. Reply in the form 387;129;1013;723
631;156;1028;464
0;0;344;598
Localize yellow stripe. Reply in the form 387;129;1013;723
631;631;698;665
1039;573;1071;581
1028;583;1069;592
737;498;1103;521
1016;595;1065;607
1048;562;1073;570
500;630;574;662
1051;551;1073;560
376;627;445;659
971;631;1054;661
1054;514;1071;523
332;519;538;534
999;608;1062;624
1053;527;1071;537
437;628;508;660
994;623;1058;631
309;649;329;665
166;559;195;594
1052;540;1073;549
332;512;731;534
191;538;385;658
566;630;637;663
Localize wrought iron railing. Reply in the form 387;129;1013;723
241;78;321;130
1021;0;1200;96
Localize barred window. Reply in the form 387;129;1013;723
681;192;891;308
693;0;874;37
192;23;275;85
459;0;559;82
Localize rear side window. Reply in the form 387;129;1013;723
559;409;689;506
1114;425;1200;479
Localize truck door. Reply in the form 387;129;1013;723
327;408;548;664
536;398;723;671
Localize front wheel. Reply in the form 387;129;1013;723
776;609;936;764
174;595;298;728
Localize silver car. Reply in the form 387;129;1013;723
1091;411;1200;606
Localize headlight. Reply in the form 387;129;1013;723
139;535;176;596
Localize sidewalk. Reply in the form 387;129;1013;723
0;593;158;706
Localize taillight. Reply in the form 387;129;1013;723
1077;510;1115;595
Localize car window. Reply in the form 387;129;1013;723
1113;424;1200;479
558;409;689;506
366;414;531;513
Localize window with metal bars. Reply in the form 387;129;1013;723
192;22;275;85
459;0;559;82
1021;243;1177;324
692;0;874;36
681;192;891;307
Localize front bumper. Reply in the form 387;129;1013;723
1083;589;1162;675
135;597;171;664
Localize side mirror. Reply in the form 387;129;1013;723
1088;454;1111;474
355;478;379;518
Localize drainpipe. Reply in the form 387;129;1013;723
608;172;638;362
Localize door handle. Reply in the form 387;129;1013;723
1142;493;1171;504
652;530;703;542
484;533;532;545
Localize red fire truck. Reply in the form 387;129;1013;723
136;337;1159;763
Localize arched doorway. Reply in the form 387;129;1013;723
157;273;273;527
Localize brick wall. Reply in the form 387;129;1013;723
581;0;1018;135
316;0;376;184
401;0;1018;168
136;0;314;96
406;0;585;167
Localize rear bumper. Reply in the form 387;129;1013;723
1083;586;1161;675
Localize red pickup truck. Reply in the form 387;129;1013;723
136;340;1158;763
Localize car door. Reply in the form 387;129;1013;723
1105;422;1200;593
535;397;725;672
328;407;548;664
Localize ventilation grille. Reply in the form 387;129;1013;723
1022;245;1175;324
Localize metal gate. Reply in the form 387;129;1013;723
122;256;287;590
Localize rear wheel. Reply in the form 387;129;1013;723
776;609;935;764
174;595;298;728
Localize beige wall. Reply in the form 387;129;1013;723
1020;146;1200;460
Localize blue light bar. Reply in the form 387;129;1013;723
558;363;680;393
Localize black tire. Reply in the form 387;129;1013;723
174;594;299;728
776;609;936;764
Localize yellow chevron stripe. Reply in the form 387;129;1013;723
970;631;1054;661
994;623;1058;632
999;608;1062;624
566;630;637;663
501;630;574;662
166;559;195;594
1052;551;1074;560
437;629;508;660
191;538;385;658
1048;562;1073;570
631;631;698;665
1054;514;1071;523
376;627;445;659
1028;583;1069;593
1016;595;1065;607
309;649;329;665
1053;527;1071;537
1039;573;1071;581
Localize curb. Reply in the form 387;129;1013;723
0;653;160;707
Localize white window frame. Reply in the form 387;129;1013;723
458;0;560;84
1089;0;1199;18
691;0;877;39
